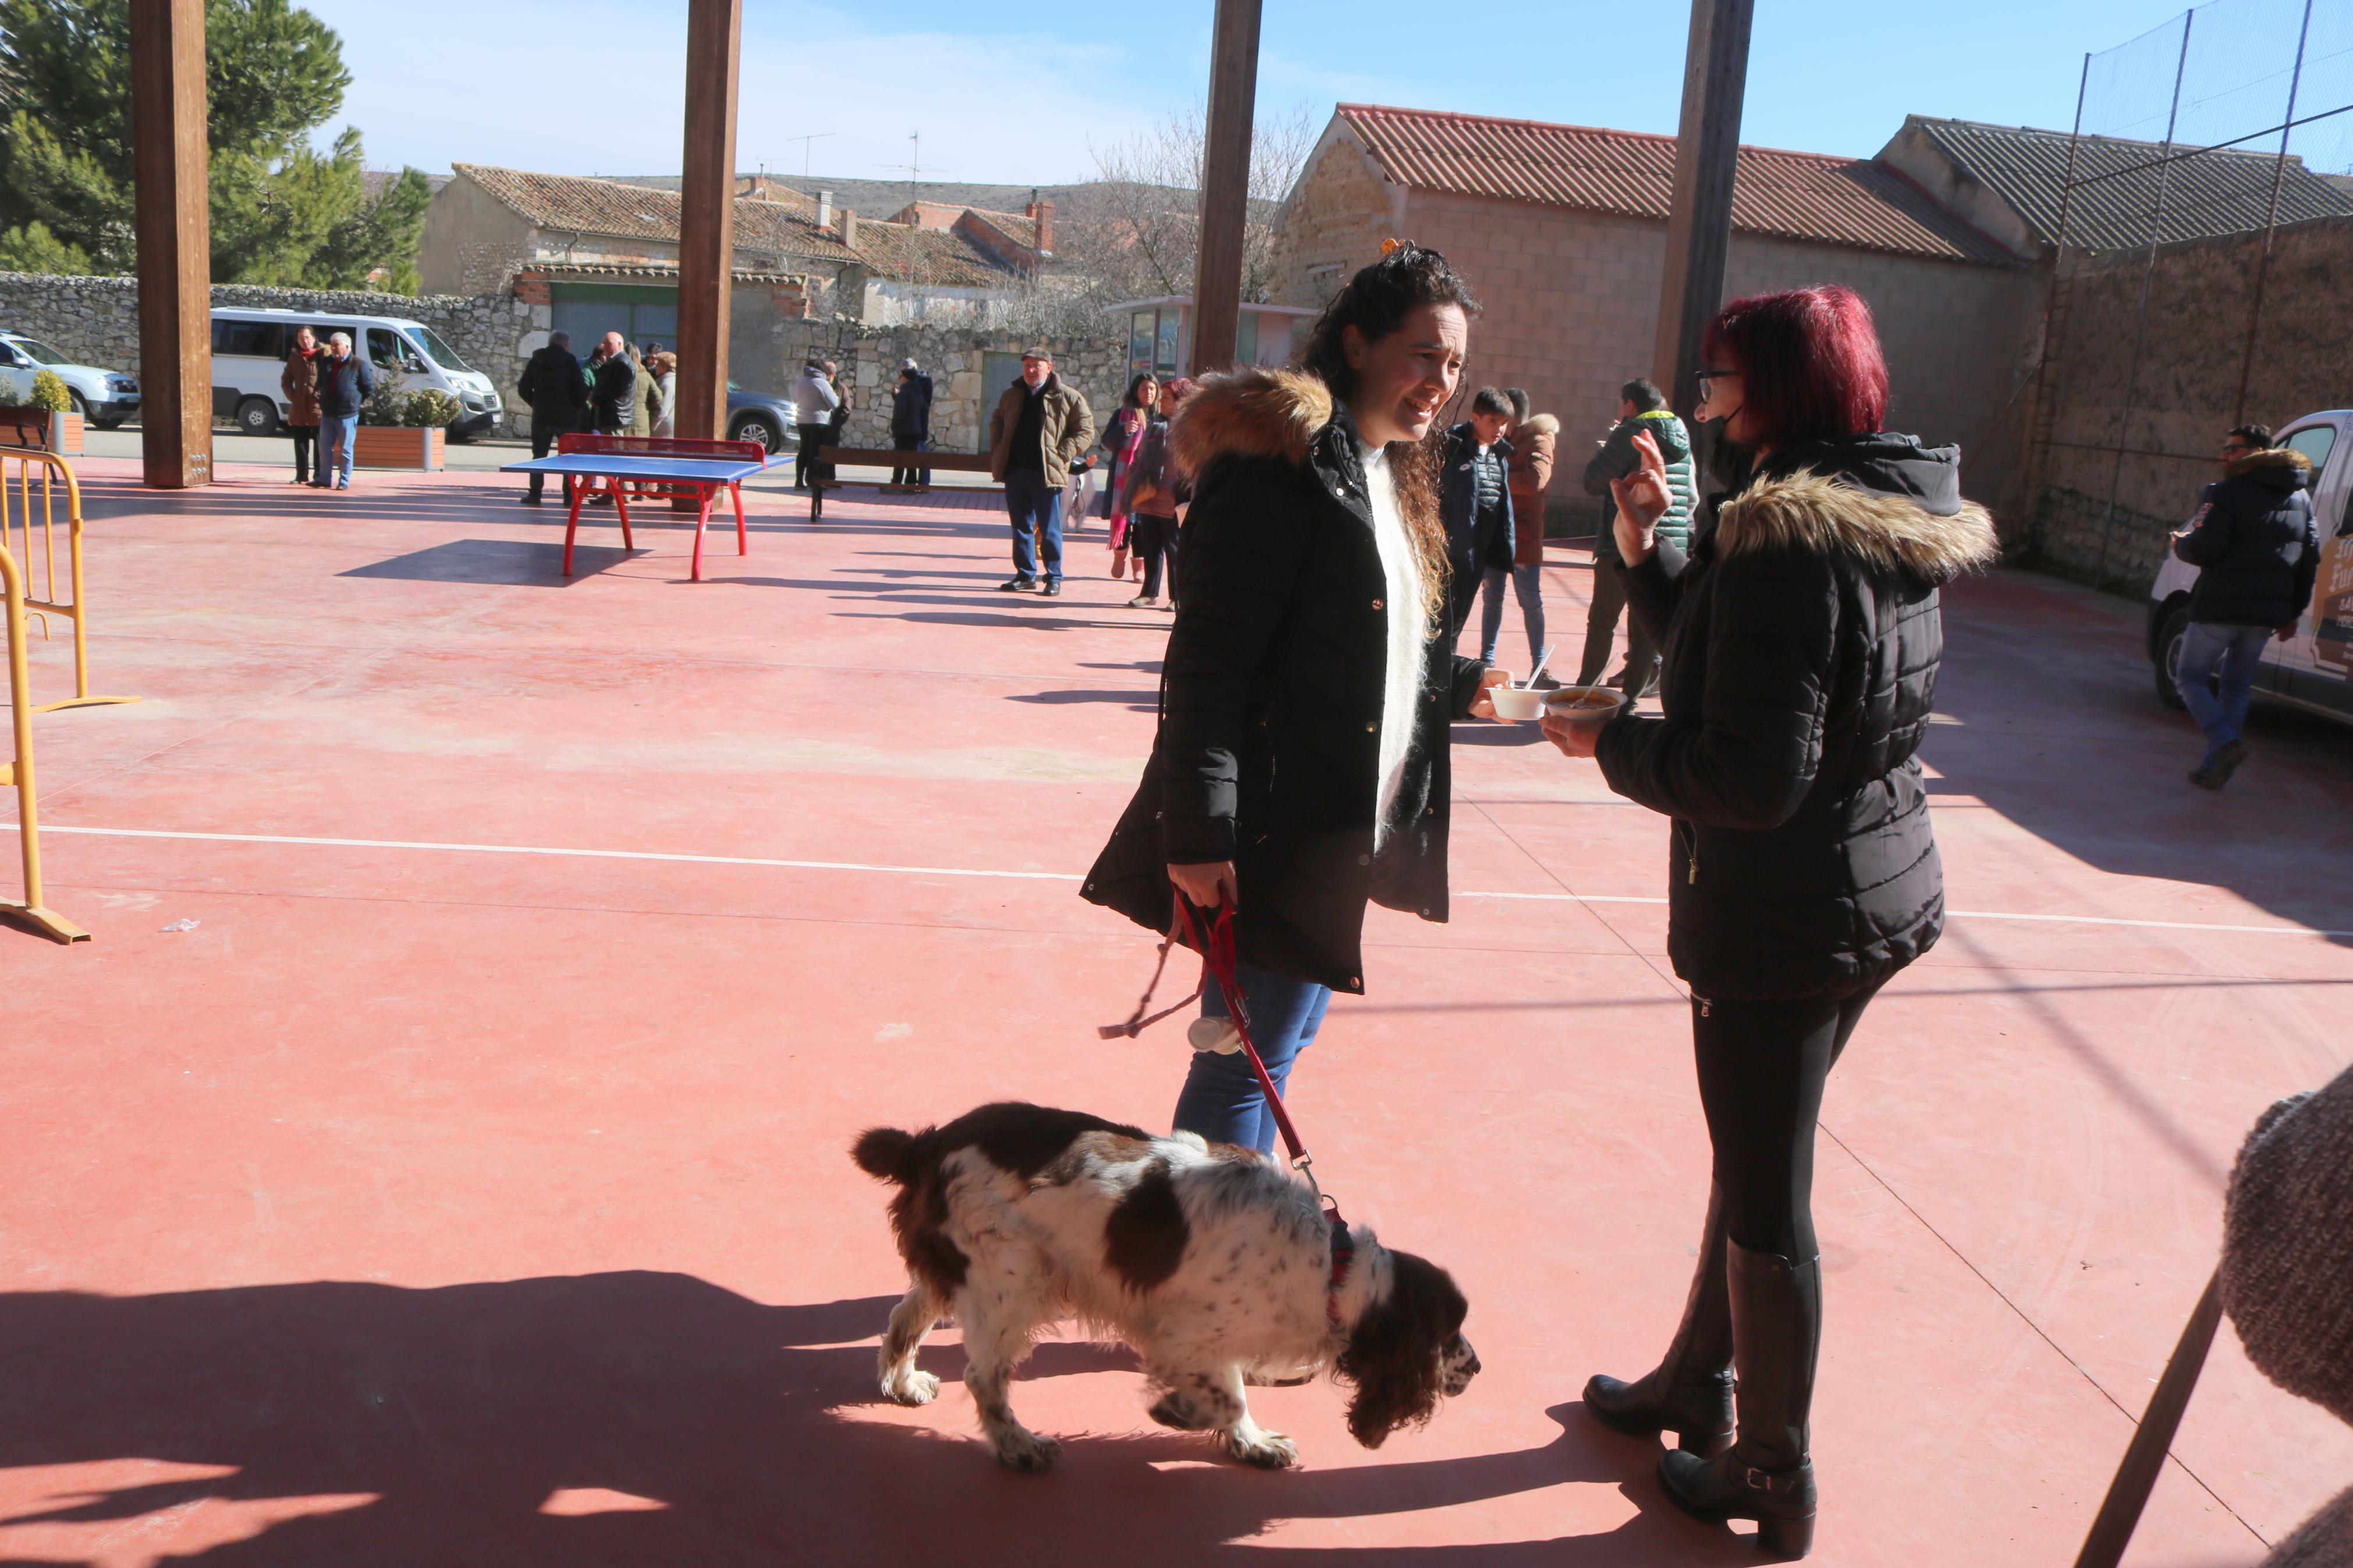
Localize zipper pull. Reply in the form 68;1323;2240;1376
1687;856;1698;885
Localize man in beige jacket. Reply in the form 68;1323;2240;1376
988;347;1095;596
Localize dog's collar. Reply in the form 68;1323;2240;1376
1326;1209;1354;1328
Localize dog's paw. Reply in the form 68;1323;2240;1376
991;1428;1061;1473
1227;1428;1300;1469
882;1368;941;1406
1148;1392;1213;1431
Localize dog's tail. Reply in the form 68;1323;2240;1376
851;1126;919;1183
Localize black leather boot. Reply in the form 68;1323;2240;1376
1585;1185;1735;1456
1658;1243;1821;1558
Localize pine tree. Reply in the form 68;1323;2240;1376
0;0;431;289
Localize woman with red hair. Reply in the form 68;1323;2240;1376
1543;286;1997;1553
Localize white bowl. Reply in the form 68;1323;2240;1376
1489;684;1546;721
1543;685;1628;726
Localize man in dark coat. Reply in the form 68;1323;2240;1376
313;330;375;492
588;330;637;435
2170;425;2320;790
1438;389;1516;639
889;360;933;487
515;330;589;504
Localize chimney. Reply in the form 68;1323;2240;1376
840;208;858;249
1034;198;1054;257
816;189;833;230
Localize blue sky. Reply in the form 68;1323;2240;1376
313;0;2209;186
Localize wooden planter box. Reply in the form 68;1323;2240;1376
353;424;445;471
0;408;81;455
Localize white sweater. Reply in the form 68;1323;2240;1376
1362;442;1426;850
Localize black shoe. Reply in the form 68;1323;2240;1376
1041;580;1062;596
1656;1244;1821;1558
999;577;1036;593
519;493;542;505
2189;766;2221;790
1585;1185;1735;1457
2208;739;2251;788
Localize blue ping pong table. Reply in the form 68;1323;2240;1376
501;450;769;581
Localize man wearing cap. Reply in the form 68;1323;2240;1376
987;347;1095;595
890;358;934;489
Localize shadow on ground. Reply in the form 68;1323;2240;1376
0;1272;1754;1566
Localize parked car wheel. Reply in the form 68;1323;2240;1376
729;413;780;453
2155;603;2193;710
66;389;87;418
89;417;124;431
235;396;280;438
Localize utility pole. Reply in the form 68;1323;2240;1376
1189;0;1262;376
1651;0;1754;422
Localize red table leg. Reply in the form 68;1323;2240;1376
732;483;747;556
691;484;719;580
610;477;634;549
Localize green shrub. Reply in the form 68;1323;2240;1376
358;364;406;425
29;369;70;413
400;389;462;428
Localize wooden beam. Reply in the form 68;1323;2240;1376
1651;0;1754;423
1188;0;1261;377
675;0;741;445
128;0;212;489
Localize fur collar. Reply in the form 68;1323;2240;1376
1170;367;1334;474
1716;472;2000;586
1516;413;1560;438
2226;447;2312;478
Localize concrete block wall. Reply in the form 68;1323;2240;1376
2029;214;2353;591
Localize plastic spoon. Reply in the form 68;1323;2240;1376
1518;644;1555;690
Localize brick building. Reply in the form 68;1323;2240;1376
1269;105;2033;527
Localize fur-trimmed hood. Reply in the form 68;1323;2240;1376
2225;446;2313;492
1718;472;2000;587
1515;413;1560;438
1169;366;1335;476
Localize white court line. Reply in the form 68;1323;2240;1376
5;822;2347;938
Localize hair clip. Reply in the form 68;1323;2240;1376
1380;237;1406;257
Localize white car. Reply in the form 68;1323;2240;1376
0;332;139;427
2147;410;2353;726
208;307;502;440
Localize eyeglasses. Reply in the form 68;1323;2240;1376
1694;369;1741;395
2221;442;2253;455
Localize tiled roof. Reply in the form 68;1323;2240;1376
959;208;1040;250
1332;105;2017;265
851;219;1018;289
455;163;863;265
1905;118;2353;251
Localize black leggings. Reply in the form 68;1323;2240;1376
1129;512;1177;599
1691;979;1883;1260
289;424;317;483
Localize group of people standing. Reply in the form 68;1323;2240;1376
1081;244;2000;1555
512;329;675;504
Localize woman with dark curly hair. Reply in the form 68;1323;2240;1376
1552;286;1998;1555
1082;243;1510;1154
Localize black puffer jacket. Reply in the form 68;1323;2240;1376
1595;434;2000;1001
1082;369;1489;994
2176;447;2320;628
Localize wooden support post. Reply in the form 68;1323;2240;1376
675;0;741;446
128;0;212;489
1651;0;1754;422
1188;0;1261;378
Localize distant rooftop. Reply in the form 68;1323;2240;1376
1332;104;2017;265
1904;117;2353;251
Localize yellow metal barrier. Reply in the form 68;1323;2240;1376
3;526;85;940
1;448;136;941
1;448;139;712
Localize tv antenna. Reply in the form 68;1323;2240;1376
876;133;946;283
779;133;836;182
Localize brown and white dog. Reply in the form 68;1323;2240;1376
852;1101;1477;1471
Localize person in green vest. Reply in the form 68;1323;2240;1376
1578;378;1696;696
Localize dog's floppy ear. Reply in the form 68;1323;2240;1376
1335;1250;1467;1448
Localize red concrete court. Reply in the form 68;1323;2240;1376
2;454;2348;1566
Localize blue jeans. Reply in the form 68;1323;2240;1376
2175;620;2271;763
1480;563;1546;668
321;415;358;487
1173;964;1332;1157
1005;474;1063;584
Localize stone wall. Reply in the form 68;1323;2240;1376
1266;131;1404;313
0;271;544;433
2028;214;2353;591
768;317;1124;456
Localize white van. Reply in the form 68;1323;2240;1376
209;308;503;441
2148;409;2353;727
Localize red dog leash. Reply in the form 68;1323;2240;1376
1099;896;1353;1321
